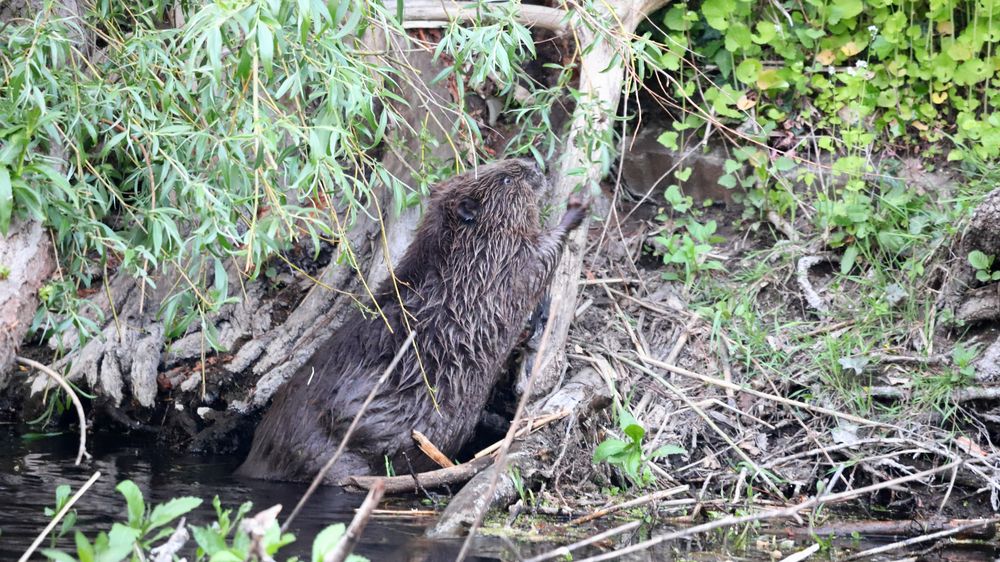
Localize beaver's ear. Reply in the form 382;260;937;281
456;197;480;224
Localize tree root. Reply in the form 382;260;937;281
16;356;91;464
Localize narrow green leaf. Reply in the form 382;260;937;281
257;24;274;78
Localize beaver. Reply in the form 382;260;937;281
236;159;588;484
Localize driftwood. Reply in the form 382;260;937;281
343;455;496;494
784;516;996;540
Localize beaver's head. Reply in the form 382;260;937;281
432;159;547;239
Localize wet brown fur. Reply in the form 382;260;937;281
236;159;587;484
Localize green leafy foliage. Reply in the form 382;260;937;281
0;0;555;357
968;250;1000;282
593;406;685;487
649;0;1000;160
649;175;726;288
39;480;368;562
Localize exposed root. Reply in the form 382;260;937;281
16;356;91;464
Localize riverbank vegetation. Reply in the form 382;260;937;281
3;0;1000;559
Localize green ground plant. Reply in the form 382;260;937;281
593;405;686;487
39;479;366;562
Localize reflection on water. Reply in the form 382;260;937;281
0;428;503;561
3;427;902;561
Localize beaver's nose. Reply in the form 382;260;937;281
517;158;546;188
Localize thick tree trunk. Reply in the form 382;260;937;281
0;218;55;386
526;0;669;398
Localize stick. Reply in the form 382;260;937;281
412;430;454;468
566;485;688;526
523;521;642;562
16;357;90;465
401;1;567;32
19;471;102;562
779;543;820;562
472;410;569;459
631;354;894;428
568;460;964;562
843;518;996;561
343;451;495;494
324;480;386;562
282;330;416;532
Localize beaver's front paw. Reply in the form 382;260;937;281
561;196;590;231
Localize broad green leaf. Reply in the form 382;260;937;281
257;24;274;77
657;131;679;150
593;439;630;463
649;444;687;459
41;550;77;562
756;69;789;90
189;525;226;556
828;0;862;24
101;524;139;562
623;423;645;443
148;497;202;531
725;23;752;52
735;59;762;84
841;245;859;274
115;481;144;528
701;0;734;30
312;523;347;562
968;250;993;270
75;531;95;562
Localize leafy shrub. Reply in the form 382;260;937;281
0;0;551;353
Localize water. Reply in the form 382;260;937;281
0;427;504;561
7;428;988;561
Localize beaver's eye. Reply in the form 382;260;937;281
501;175;513;186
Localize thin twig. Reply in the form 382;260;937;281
523;520;642;562
412;430;455;468
324;480;386;562
282;330;416;532
567;485;688;526
19;471;102;562
779;543;820;562
16;357;90;465
843;518;996;561
631;354;894;429
569;460;964;562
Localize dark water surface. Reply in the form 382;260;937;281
0;427;511;561
7;427;984;562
